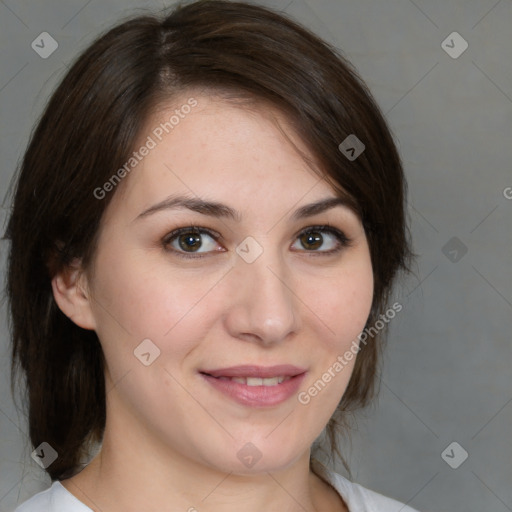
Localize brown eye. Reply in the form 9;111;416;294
164;227;221;257
299;231;323;250
177;232;203;252
291;225;351;254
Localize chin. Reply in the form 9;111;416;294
196;437;305;476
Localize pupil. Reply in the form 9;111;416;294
179;233;202;252
301;232;322;250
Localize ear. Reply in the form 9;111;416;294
51;260;97;330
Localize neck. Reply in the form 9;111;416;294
61;433;346;512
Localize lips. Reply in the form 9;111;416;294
200;367;307;407
199;364;308;407
199;364;307;379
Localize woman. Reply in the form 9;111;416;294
6;1;417;510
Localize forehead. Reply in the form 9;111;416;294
105;92;346;220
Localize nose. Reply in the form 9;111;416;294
224;248;300;346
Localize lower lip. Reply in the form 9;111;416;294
200;372;307;407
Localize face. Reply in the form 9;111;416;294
77;93;373;474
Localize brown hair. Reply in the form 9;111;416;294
4;0;414;481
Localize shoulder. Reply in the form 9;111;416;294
12;483;53;512
12;481;92;512
311;458;421;512
337;478;421;512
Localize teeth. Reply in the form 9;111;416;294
228;376;291;386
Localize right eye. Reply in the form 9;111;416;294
163;227;224;259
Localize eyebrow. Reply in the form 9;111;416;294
133;194;353;223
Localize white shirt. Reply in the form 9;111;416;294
13;458;420;512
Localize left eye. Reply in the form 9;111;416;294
291;227;347;253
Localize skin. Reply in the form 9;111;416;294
52;91;374;512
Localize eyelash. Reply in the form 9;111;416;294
162;224;353;260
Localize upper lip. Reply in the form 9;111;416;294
200;365;307;379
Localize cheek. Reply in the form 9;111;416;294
309;258;374;351
88;251;223;420
89;248;223;362
297;263;373;423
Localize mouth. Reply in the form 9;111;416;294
199;372;292;387
208;375;293;386
199;364;306;381
198;365;307;407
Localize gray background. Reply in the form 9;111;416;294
0;0;511;511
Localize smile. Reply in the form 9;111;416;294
199;366;307;407
217;376;292;386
